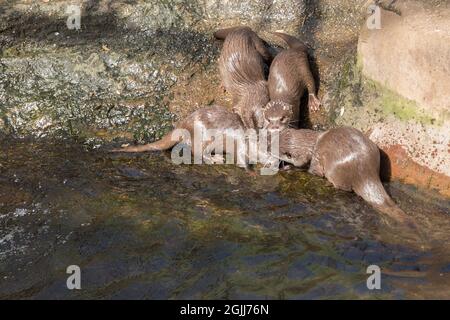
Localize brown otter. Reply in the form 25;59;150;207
110;103;294;173
111;105;248;167
255;100;294;132
278;127;415;226
214;26;272;129
268;32;321;128
109;102;293;168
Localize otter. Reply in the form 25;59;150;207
278;127;415;226
111;105;248;167
268;32;321;128
256;100;294;132
214;26;272;129
110;103;292;170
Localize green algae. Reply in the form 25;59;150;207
332;54;445;129
364;79;441;126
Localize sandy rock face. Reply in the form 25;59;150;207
354;0;450;196
359;0;450;120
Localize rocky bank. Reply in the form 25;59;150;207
0;0;448;196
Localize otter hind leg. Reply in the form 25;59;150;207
327;175;353;192
322;167;353;191
308;155;324;177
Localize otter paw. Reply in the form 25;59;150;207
308;94;321;112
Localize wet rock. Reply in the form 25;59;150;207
0;1;218;142
0;0;374;142
0;0;311;142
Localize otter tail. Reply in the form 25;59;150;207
271;32;308;51
353;178;417;229
110;130;180;153
214;26;250;40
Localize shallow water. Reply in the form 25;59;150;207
0;137;449;299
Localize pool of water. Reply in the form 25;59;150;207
0;137;449;299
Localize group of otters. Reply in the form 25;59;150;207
112;26;416;228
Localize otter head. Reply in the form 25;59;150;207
255;101;294;132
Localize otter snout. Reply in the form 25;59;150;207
267;124;281;131
262;101;293;133
265;121;289;133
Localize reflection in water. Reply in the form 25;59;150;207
0;137;449;299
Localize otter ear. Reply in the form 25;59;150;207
253;108;265;129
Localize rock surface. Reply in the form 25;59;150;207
0;0;365;142
359;0;450;119
337;0;450;196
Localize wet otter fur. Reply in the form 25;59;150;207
279;127;416;227
110;103;293;169
268;32;321;128
111;106;248;167
256;100;294;132
214;26;272;129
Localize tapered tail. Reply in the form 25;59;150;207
271;32;308;51
354;178;417;229
110;130;179;153
214;26;249;40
